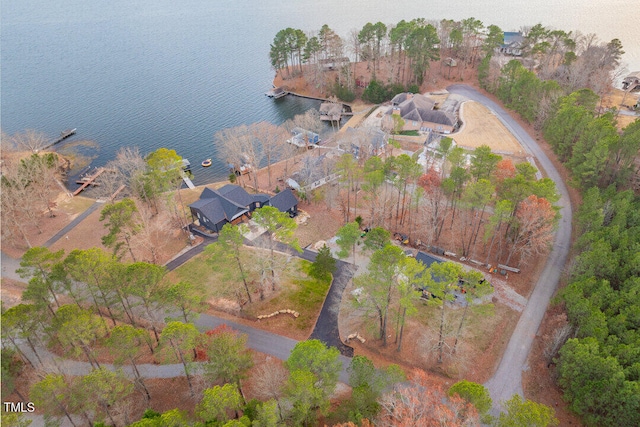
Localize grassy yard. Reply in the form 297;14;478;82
243;261;331;332
164;246;331;337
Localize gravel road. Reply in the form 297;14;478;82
447;85;573;413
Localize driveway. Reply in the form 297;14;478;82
447;85;573;412
309;258;356;357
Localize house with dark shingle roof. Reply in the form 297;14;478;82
415;251;445;298
383;93;458;134
268;188;299;217
189;185;271;232
189;184;299;232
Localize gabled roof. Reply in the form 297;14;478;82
252;194;270;204
391;92;412;105
503;32;524;48
320;103;342;115
388;93;438;122
217;184;254;207
416;110;457;127
269;188;298;212
345;127;387;149
191;197;247;224
190;186;250;224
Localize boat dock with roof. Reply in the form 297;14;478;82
265;87;287;99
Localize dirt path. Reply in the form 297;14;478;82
447;85;573;414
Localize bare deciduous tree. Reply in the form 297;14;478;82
214;124;264;190
252;122;288;188
251;357;289;403
9;129;49;153
1;152;64;247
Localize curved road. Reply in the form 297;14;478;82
447;85;573;411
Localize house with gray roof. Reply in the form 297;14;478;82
189;185;271;232
269;188;299;217
383;93;458;134
189;184;299;232
498;32;524;56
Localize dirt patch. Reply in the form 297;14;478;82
1;195;95;259
454;101;527;156
293;204;343;249
48;207;109;253
0;278;27;308
601;88;640;130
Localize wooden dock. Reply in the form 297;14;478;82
73;167;105;196
265;87;287;99
108;185;126;202
42;128;76;150
180;170;195;189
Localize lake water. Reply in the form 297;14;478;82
2;0;638;186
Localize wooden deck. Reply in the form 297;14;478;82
180;170;195;189
73;167;105;196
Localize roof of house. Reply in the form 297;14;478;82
217;184;254;207
391;92;411;105
191;196;247;225
252;194;270;204
503;31;524;48
269;188;298;212
190;186;250;224
416;251;441;269
345;127;387;150
416;110;458;127
387;93;440;122
415;251;443;282
624;71;640;80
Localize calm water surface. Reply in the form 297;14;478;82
2;0;638;185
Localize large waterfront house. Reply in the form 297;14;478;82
189;184;298;232
498;32;524;56
622;71;640;91
383;92;458;134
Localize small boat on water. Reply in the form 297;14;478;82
202;159;212;167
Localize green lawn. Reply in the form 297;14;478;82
164;246;331;333
244;261;331;331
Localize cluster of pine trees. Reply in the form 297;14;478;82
557;187;640;426
478;27;639;426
